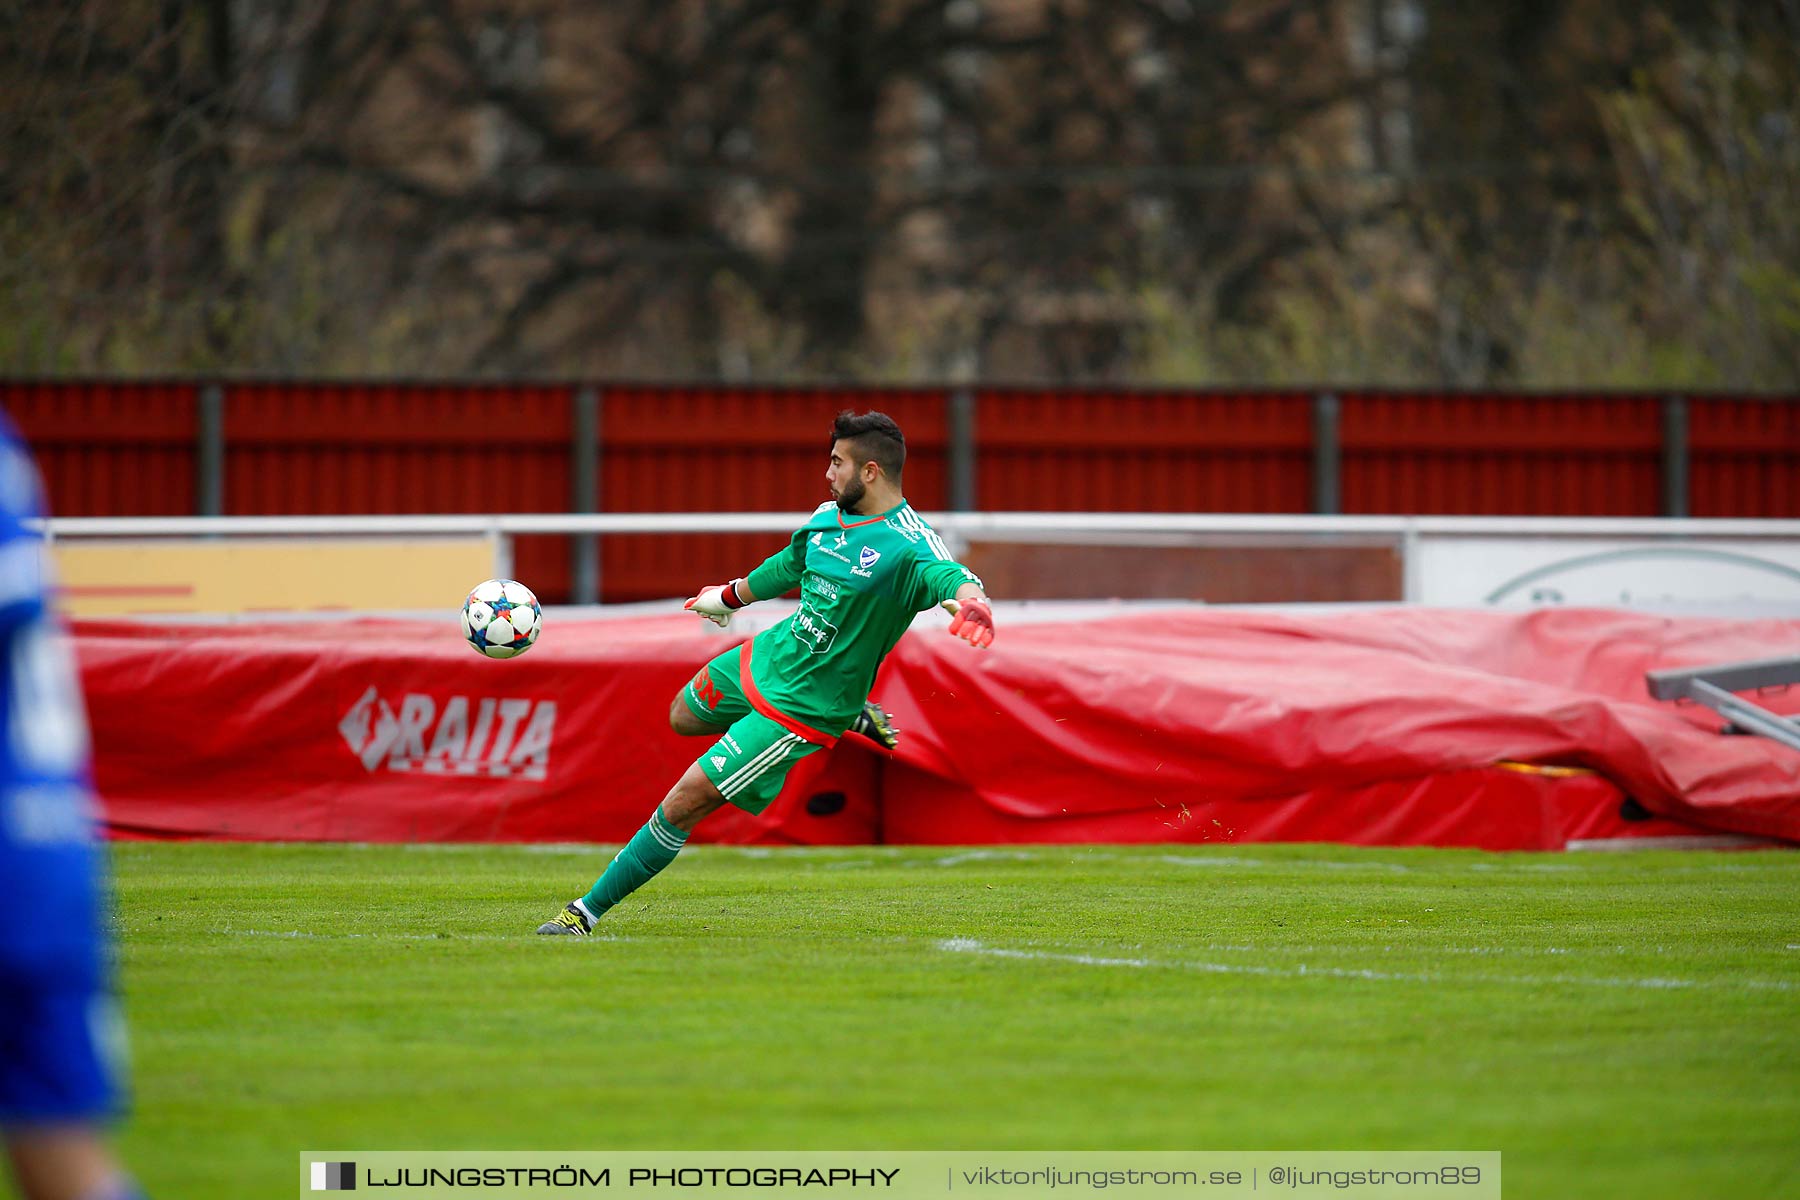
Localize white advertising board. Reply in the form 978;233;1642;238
1416;537;1800;612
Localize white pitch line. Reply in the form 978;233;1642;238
1565;835;1784;852
927;850;1044;868
1015;940;1617;959
936;938;1795;993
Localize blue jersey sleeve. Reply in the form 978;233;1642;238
0;414;88;790
0;413;102;984
0;422;50;626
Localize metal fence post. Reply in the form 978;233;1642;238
197;383;224;517
1313;391;1341;516
948;387;976;512
572;386;601;604
1662;394;1690;519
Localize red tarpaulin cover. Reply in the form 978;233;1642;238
73;607;1800;850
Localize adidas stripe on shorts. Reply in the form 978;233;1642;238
681;646;823;815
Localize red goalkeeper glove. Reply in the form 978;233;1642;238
945;597;995;648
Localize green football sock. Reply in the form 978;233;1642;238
580;809;690;918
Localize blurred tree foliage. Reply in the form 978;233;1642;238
2;0;1795;386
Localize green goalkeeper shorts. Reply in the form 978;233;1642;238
680;646;823;815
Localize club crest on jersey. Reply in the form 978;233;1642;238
854;546;881;577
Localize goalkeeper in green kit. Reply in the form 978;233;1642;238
538;410;995;934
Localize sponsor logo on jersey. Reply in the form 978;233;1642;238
711;755;728;771
338;686;557;780
791;601;840;654
813;540;856;566
807;576;840;599
811;532;823;546
690;667;724;710
2;783;93;847
721;733;741;753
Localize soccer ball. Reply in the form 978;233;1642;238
461;579;542;659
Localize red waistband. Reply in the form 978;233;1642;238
740;638;838;747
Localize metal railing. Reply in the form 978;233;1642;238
38;512;1800;605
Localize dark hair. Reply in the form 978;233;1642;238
830;410;906;480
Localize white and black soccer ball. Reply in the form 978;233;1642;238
461;578;542;659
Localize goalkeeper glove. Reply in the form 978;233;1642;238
945;596;995;648
684;579;750;627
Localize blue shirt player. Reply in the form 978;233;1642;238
0;412;143;1200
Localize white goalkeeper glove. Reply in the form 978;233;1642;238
684;578;750;627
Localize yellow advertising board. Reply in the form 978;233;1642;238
53;538;496;617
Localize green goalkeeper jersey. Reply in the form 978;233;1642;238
743;499;983;739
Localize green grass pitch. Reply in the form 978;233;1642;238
87;842;1800;1199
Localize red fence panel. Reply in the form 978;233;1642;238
7;383;1800;606
597;386;948;601
1342;392;1665;515
1690;396;1800;518
974;389;1315;512
225;383;575;600
2;381;198;517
